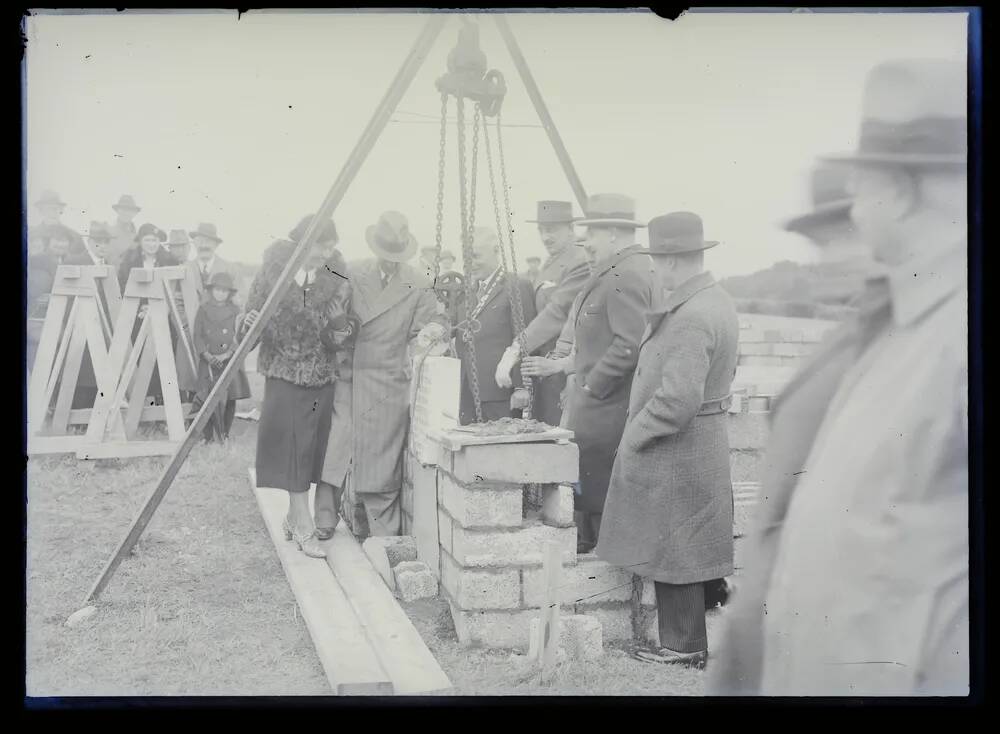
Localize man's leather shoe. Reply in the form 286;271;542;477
631;646;707;669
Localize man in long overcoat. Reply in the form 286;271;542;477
566;193;655;554
496;201;590;427
598;212;738;668
323;211;442;537
709;59;970;696
456;227;537;424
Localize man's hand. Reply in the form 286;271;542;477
510;387;530;411
495;345;520;389
521;355;562;379
138;304;149;320
241;308;261;333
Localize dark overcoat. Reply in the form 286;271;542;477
597;272;739;584
566;245;655;513
454;271;537;423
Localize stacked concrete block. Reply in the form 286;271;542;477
437;439;593;650
727;393;770;537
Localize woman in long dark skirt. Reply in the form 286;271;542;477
240;214;353;558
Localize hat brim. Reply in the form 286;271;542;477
366;225;419;263
113;205;142;213
819;152;966;168
576;218;647;228
189;232;223;243
783;198;853;233
525;217;580;224
36;200;66;208
641;240;720;256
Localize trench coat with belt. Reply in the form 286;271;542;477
566;245;656;514
597;271;739;583
349;259;440;495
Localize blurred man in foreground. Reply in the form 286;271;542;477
710;59;969;695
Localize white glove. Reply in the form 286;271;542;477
494;345;520;389
415;322;447;349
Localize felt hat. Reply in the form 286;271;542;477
112;194;141;213
35;190;66;208
525;200;579;225
821;58;966;168
784;163;853;234
526;256;542;264
167;229;191;247
575;193;646;228
366;211;419;263
87;220;113;241
640;212;719;256
439;249;456;261
289;214;339;244
134;223;167;244
207;271;237;292
189;222;223;243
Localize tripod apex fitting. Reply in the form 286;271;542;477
435;19;507;117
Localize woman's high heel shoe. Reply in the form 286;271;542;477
282;516;327;559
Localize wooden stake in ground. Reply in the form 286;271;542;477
78;13;447;608
527;540;563;683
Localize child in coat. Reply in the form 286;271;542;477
193;271;252;441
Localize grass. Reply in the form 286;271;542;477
27;374;738;696
400;598;725;696
26;418;328;696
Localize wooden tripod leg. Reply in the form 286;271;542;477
51;306;90;434
27;294;69;432
149;300;186;441
124;322;159;438
41;298;79;418
165;280;198;379
83;297;142;445
80;297;113;409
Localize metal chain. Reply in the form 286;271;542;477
481;107;533;418
431;93;448;288
456;97;484;422
469;103;481;240
495;109;533;417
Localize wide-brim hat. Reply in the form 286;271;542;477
35;190;66;208
87;220;113;241
135;223;167;244
575;193;646;228
366;210;418;263
112;194;141;213
640;212;719;256
167;229;191;247
820;59;967;168
207;271;237;292
783;163;854;234
189;222;223;243
525;200;579;225
289;214;339;245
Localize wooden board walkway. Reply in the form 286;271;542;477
249;469;452;696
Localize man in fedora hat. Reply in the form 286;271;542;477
108;194;142;267
175;223;241;398
710;59;970;695
495;200;591;428
29;189;85;257
454;226;538;425
323;211;443;538
554;193;655;554
167;229;192;263
783;162;875;304
67;221;114;268
597;211;739;669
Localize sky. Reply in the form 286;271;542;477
23;9;968;278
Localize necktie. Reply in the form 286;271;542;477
853;276;893;351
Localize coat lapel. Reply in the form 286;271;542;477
574;245;643;328
357;262;419;324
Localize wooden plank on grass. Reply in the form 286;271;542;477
324;525;453;695
249;469;394;696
